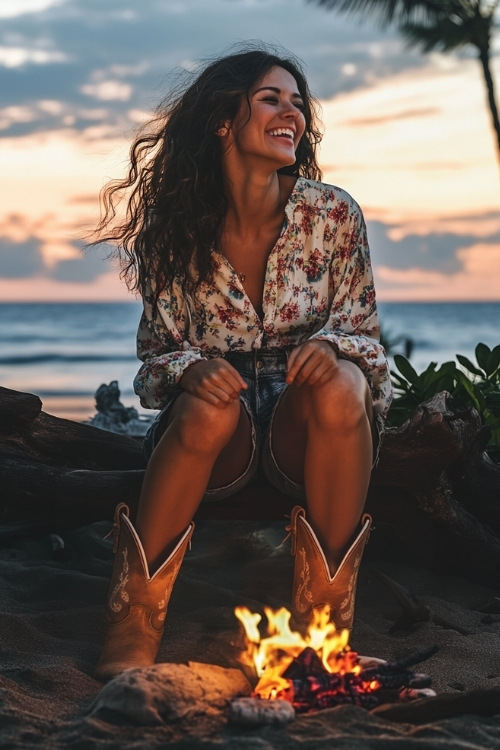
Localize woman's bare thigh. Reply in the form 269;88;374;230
270;361;374;484
207;402;254;488
165;395;254;490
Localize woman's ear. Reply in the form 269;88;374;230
215;122;231;137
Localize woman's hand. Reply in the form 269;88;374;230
286;340;338;387
179;358;248;406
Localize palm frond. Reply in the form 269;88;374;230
310;0;451;27
401;18;473;51
310;0;497;25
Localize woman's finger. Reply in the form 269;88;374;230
184;382;229;406
293;353;327;386
286;346;311;384
288;343;338;386
219;361;248;393
198;373;240;401
180;358;246;399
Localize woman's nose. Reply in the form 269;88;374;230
281;101;299;119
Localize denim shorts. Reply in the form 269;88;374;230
143;348;306;503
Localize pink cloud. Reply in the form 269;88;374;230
0;271;134;302
376;243;500;301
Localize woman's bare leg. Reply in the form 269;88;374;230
271;360;374;572
136;393;252;572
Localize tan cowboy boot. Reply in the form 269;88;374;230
288;505;371;631
95;503;194;682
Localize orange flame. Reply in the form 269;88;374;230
235;605;360;700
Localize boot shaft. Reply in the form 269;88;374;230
289;505;371;630
95;503;194;682
106;503;194;628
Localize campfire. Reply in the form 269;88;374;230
235;605;436;712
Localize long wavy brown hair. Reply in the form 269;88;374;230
94;45;323;309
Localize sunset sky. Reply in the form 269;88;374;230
1;0;499;302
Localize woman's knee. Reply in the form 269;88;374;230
169;394;241;453
295;362;370;431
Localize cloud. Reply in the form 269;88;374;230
51;246;115;283
0;269;131;302
2;211;497;301
383;211;500;242
0;46;68;67
67;193;98;205
367;218;500;274
0;0;428;137
342;107;439;128
0;237;45;277
0;0;62;19
0;233;115;283
80;80;133;102
376;243;500;301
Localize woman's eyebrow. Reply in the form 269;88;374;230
253;86;303;99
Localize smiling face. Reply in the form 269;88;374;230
226;66;307;172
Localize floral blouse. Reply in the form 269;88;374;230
134;178;393;417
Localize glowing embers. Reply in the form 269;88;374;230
235;605;436;712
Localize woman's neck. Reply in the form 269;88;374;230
223;170;295;237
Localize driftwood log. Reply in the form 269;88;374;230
1;386;500;585
371;686;500;723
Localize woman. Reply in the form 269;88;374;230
94;46;392;682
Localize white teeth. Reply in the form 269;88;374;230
268;128;294;139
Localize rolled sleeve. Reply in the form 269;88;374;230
310;202;393;417
133;296;207;410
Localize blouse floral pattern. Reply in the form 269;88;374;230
134;178;393;417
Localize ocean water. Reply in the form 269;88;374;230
0;302;143;421
378;301;500;373
0;301;499;421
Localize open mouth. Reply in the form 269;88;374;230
267;128;295;141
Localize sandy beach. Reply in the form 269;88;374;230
1;509;500;749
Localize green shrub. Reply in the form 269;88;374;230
388;343;500;460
